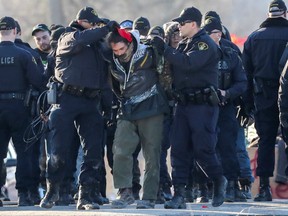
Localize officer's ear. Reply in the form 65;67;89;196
12;27;17;36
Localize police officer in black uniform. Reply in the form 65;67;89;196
203;17;247;202
151;7;227;209
14;20;46;205
0;16;45;207
45;26;81;206
39;7;119;210
242;0;288;201
204;11;231;41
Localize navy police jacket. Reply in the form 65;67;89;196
218;44;247;101
15;38;45;75
0;41;45;93
163;28;219;92
55;21;109;89
242;17;288;110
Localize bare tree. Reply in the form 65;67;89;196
48;0;65;26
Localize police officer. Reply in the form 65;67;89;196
203;11;231;41
242;0;288;201
0;16;45;207
203;17;247;202
45;26;81;206
203;11;241;56
132;16;150;39
151;7;227;209
14;20;46;205
39;6;119;210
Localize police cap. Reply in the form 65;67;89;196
0;16;16;31
172;7;202;24
269;0;287;17
76;6;103;24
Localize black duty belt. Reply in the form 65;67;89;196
0;93;25;100
62;84;101;99
172;87;220;106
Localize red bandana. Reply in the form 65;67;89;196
117;27;132;42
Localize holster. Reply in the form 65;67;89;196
24;86;40;116
219;72;232;89
171;90;187;105
173;86;220;106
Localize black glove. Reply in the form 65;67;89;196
151;36;166;55
106;21;120;32
236;105;254;128
280;112;288;128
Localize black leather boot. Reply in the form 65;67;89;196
184;185;194;203
90;182;104;205
18;190;33;207
162;183;173;201
39;181;60;208
132;183;141;200
239;178;252;199
55;184;70;206
234;180;247;202
212;176;227;207
156;184;165;204
254;177;272;201
29;187;41;205
77;184;100;210
164;184;186;209
225;180;235;202
196;183;209;203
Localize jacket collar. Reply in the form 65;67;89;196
260;17;288;28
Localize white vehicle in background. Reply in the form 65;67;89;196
1;141;17;202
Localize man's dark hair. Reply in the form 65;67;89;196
106;30;130;47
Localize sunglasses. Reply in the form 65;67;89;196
179;20;193;26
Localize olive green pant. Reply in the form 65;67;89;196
113;114;163;200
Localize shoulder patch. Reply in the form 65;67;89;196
198;42;208;50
